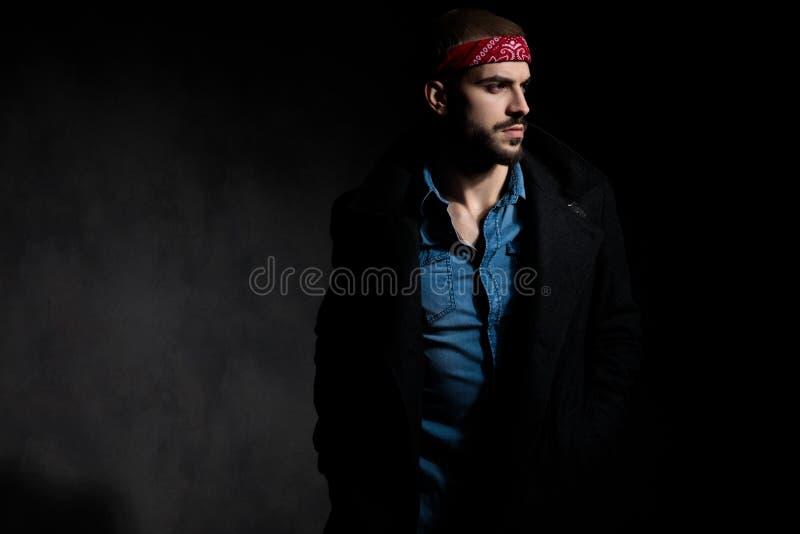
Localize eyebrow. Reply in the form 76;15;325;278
474;75;532;85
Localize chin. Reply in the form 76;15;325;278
491;142;523;165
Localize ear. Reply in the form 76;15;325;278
424;80;448;116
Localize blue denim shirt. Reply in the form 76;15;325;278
417;162;526;533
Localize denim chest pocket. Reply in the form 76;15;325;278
419;250;455;324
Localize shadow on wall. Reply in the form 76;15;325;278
0;459;136;534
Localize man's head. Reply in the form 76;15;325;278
421;9;532;166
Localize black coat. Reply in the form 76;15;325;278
312;124;643;533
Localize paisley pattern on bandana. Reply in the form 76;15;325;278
437;35;531;72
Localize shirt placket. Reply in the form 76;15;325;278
478;205;503;365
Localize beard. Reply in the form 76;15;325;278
441;112;527;168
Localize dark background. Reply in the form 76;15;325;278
0;4;692;533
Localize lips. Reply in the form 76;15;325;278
502;126;524;138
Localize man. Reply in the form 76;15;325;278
312;8;642;533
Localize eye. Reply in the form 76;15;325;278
486;83;507;93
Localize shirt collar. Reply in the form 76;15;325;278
419;161;526;215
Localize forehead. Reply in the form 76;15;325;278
463;61;531;82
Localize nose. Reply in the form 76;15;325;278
508;86;530;117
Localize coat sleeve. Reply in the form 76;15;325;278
580;179;643;470
312;190;360;478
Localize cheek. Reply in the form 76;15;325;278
471;97;504;125
463;104;495;131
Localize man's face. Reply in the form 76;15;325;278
446;61;531;166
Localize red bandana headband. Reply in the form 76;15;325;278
436;35;531;72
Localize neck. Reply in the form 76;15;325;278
430;142;512;215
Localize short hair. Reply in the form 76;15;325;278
421;8;527;79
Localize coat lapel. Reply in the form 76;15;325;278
498;152;605;429
384;214;426;458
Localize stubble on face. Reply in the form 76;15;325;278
462;115;527;166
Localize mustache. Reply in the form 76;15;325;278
495;118;528;131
